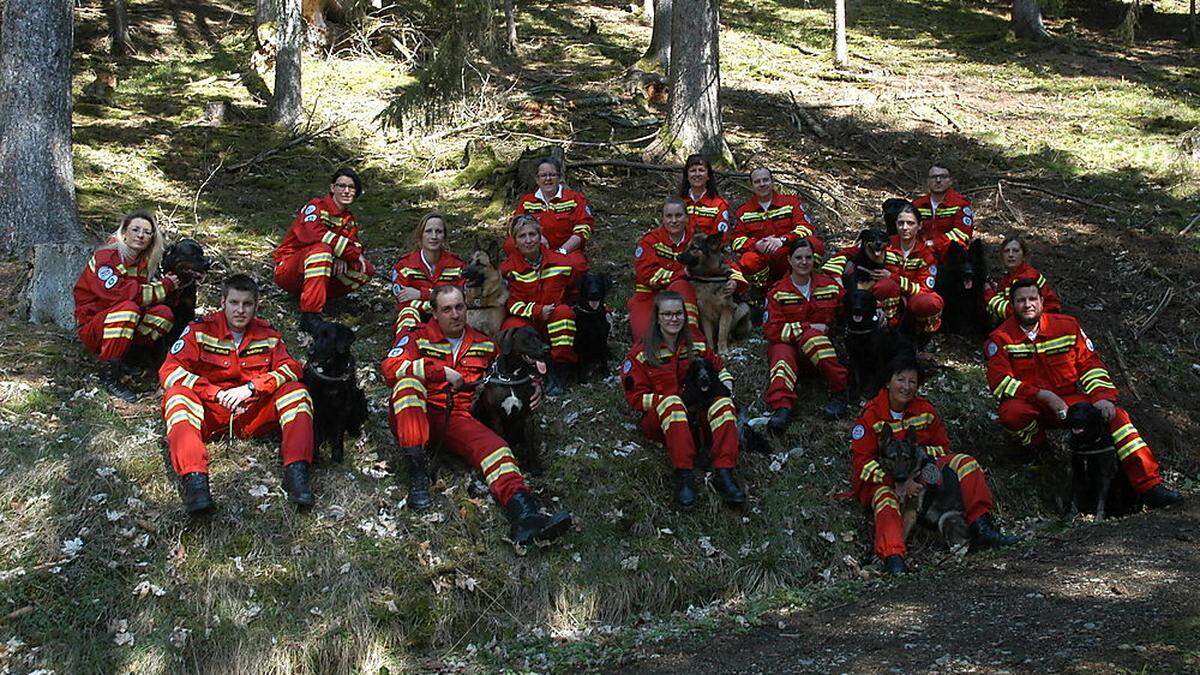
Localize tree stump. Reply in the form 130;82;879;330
25;241;92;331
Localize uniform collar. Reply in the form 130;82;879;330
536;184;564;204
321;193;349;217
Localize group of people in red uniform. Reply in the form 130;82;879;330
70;159;1184;564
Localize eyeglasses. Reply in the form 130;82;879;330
659;311;685;319
332;182;357;191
928;174;951;181
537;173;559;179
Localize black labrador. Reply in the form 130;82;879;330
842;289;915;399
161;238;212;347
1065;402;1138;521
680;357;731;454
876;425;971;555
934;239;989;336
302;320;368;464
473;327;549;476
572;271;612;381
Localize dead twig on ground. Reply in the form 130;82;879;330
421;114;506;142
224;123;340;173
788;91;829;141
996;181;1027;227
933;104;963;132
502;128;658;148
1105;330;1142;402
1179;212;1200;237
0;606;33;624
1133;287;1174;341
192;159;225;228
1001;180;1121;214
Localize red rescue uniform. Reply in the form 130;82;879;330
381;321;527;506
74;245;177;361
763;273;849;409
273;194;375;313
158;312;314;476
390;249;466;335
820;241;943;335
912;189;974;260
850;390;997;559
500;247;579;365
621;337;739;470
984;262;1062;323
733;193;825;288
507;185;593;272
628;227;701;342
683;191;733;236
985;314;1163;493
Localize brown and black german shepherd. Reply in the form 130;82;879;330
678;232;750;355
462;240;508;336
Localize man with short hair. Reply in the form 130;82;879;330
732;167;825;290
911;163;974;261
985;279;1180;508
382;285;573;546
159;274;316;514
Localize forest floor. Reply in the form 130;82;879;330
0;0;1199;672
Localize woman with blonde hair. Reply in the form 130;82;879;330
73;210;179;401
389;212;466;336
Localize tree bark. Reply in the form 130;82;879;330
271;0;303;129
106;0;131;56
833;0;848;67
641;0;672;73
0;0;81;256
1012;0;1048;41
503;0;517;54
1190;0;1197;46
256;0;277;27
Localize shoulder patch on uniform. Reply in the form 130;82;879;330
762;310;769;323
97;265;114;281
962;216;974;226
925;276;935;288
851;424;866;440
718;221;729;233
170;339;185;355
585;205;593;216
304;214;318;222
104;276;118;289
1081;330;1094;352
985;340;998;358
304;204;317;215
929;264;938;276
398;335;410;347
963;207;974;217
634;245;644;259
622;359;632;374
387;347;403;358
180;325;191;338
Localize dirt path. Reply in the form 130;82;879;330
621;502;1200;674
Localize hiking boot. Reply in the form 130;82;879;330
400;445;432;511
822;390;850;420
883;554;907;575
283;461;315;508
766;407;792;435
100;360;138;403
1142;485;1182;509
299;312;324;335
504;491;572;546
969;514;1019;551
673;469;697;511
180;472;214;515
713;468;746;506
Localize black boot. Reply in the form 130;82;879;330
504;491;573;546
969;514;1019;551
299;312;323;335
883;554;907;575
1142;485;1182;509
400;446;432;511
766;407;792;435
179;472;214;515
713;468;747;506
673;469;697;510
545;363;570;398
283;461;315;508
822;390;850;420
100;360;137;403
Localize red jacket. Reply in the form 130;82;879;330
912;189;973;250
74;245;177;328
621;334;733;413
886;236;939;296
633;226;692;295
684;191;733;236
500;248;577;320
273;194;365;264
985;262;1062;318
390;249;466;310
158;311;302;398
763;273;843;344
985;313;1116;404
850;390;952;492
512;186;594;251
381;320;496;411
732;193;816;254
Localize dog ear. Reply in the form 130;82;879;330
600;273;612;293
337;324;356;350
498;327;514;355
876;424;891;445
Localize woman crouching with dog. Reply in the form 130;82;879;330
850;356;1017;575
621;291;746;510
390;212;466;337
73;210;181;402
983;236;1062;323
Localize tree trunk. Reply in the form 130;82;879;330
1190;0;1197;46
503;0;517;54
26;242;94;330
640;0;672;73
256;0;276;27
645;0;731;165
1012;0;1048;41
271;0;303;129
833;0;848;67
106;0;131;56
0;0;81;256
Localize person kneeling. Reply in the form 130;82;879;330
621;291;747;510
159;274;315;514
381;285;572;547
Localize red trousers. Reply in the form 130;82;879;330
738;236;825;289
274;243;374;313
627;280;700;344
998;396;1163;493
764;330;849;410
500;304;577;364
638;394;739;470
857;453;994;559
387;376;527;506
79;301;174;361
162;381;314;476
869;279;943;335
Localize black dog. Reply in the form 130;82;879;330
934;240;989;336
842;289;915;399
680;357;731;452
842;228;890;289
161;238;212;347
1065;402;1137;521
472;327;548;475
572;272;612;381
302;320;368;464
876;425;971;555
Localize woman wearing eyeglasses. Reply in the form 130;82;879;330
507;156;593;273
273;168;376;331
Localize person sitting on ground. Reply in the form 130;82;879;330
273;168;375;332
911;162;974;261
888;201;944;344
500;215;579;396
680;153;733;236
851;356;1017;575
983;236;1062;323
73;210;181;402
507;157;593;273
621;291;746;510
159;274;316;514
381;284;573;546
984;279;1181;508
390;212;466;337
732;166;825;291
763;238;851;431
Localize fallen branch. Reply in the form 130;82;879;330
421;114;506;142
933;103;963;132
1105;330;1141;402
224;123;338;173
193;158;225;228
788;91;829;140
1179;212;1200;237
502;128;658;148
1134;287;1174;340
996;181;1027;227
1000;180;1121;214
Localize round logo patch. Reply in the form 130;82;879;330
622;359;632;374
170;339;185;355
387;347;403;358
962;216;974;226
104;276;118;290
925;276;935;289
180;326;191;337
585;205;593;217
963;207;974;217
929;264;938;276
851;424;866;441
718;221;729;233
398;335;410;347
97;265;114;282
304;204;317;215
304;214;317;223
986;341;998;358
634;245;644;259
1081;331;1094;352
762;310;769;323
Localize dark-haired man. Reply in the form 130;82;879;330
911;163;974;261
159;274;315;513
